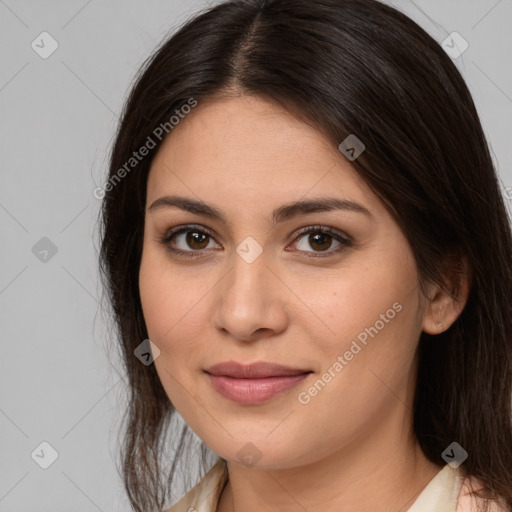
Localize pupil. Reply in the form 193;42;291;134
186;231;208;249
310;233;331;251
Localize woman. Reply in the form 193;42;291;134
98;0;512;511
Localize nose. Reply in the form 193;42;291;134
211;250;289;343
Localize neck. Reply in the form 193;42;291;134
216;401;441;512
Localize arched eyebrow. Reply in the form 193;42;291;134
148;195;375;224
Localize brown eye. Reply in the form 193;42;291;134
183;230;210;250
160;224;352;259
306;232;333;251
160;225;221;257
291;225;352;256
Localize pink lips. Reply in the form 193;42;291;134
204;361;312;404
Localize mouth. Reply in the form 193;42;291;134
204;361;313;404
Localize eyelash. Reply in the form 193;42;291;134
158;223;353;259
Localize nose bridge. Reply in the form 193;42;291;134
224;232;270;295
224;246;271;310
212;242;287;340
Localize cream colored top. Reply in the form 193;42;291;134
164;458;508;512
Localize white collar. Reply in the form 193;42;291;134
165;459;468;512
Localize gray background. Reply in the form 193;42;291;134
1;1;511;510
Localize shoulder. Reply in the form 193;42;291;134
456;474;509;512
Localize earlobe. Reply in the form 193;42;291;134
422;254;472;335
422;295;449;335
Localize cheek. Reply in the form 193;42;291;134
292;269;421;450
301;246;422;399
302;252;416;341
138;249;208;413
138;246;214;365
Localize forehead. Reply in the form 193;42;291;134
146;95;380;217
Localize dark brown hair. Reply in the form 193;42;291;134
98;0;512;510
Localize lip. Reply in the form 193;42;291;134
204;361;312;404
205;361;311;378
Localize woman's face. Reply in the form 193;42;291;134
139;94;430;468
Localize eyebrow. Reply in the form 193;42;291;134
148;195;375;224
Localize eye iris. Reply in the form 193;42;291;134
309;232;331;251
186;231;209;249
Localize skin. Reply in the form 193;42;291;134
138;93;471;512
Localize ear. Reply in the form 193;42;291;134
422;253;472;335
